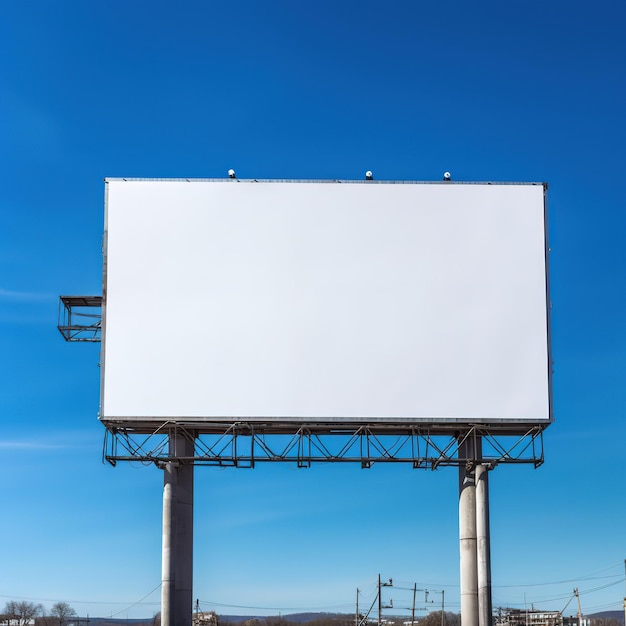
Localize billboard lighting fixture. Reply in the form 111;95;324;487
228;169;236;179
443;171;452;181
365;170;374;180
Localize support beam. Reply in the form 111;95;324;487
459;438;478;626
476;464;493;626
162;434;195;626
162;465;173;625
104;423;546;468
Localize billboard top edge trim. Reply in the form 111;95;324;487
104;177;548;188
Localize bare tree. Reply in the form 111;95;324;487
3;600;44;625
49;602;77;625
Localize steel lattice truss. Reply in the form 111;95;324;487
57;295;102;342
103;423;545;468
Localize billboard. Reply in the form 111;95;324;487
101;179;551;430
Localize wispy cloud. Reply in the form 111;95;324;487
0;440;65;451
0;287;55;302
0;429;98;452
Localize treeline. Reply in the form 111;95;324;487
1;600;77;626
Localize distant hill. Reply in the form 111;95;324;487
78;620;152;626
79;612;348;626
70;620;152;626
219;610;626;626
69;609;625;626
221;614;348;624
588;611;624;626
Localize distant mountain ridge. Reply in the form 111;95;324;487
219;612;625;626
221;614;346;624
61;610;626;626
587;611;624;625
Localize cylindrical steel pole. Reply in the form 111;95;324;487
162;461;175;626
459;438;478;626
476;464;493;626
161;433;195;626
176;455;194;626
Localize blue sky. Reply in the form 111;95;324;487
1;0;625;621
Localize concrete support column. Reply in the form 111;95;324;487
476;464;492;626
162;465;174;626
459;438;478;626
162;433;195;626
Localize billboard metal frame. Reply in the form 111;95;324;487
60;177;552;626
102;422;545;468
58;295;102;342
59;177;551;468
100;178;552;434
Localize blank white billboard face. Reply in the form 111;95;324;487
101;180;551;427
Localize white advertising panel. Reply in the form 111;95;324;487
101;179;551;427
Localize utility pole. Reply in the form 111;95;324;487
356;589;360;626
623;560;625;626
574;588;582;626
378;574;393;626
412;583;417;626
441;590;445;626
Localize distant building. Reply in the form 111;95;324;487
563;617;591;626
495;608;590;626
194;611;220;626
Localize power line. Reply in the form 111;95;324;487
109;583;162;618
0;591;159;607
493;562;625;589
